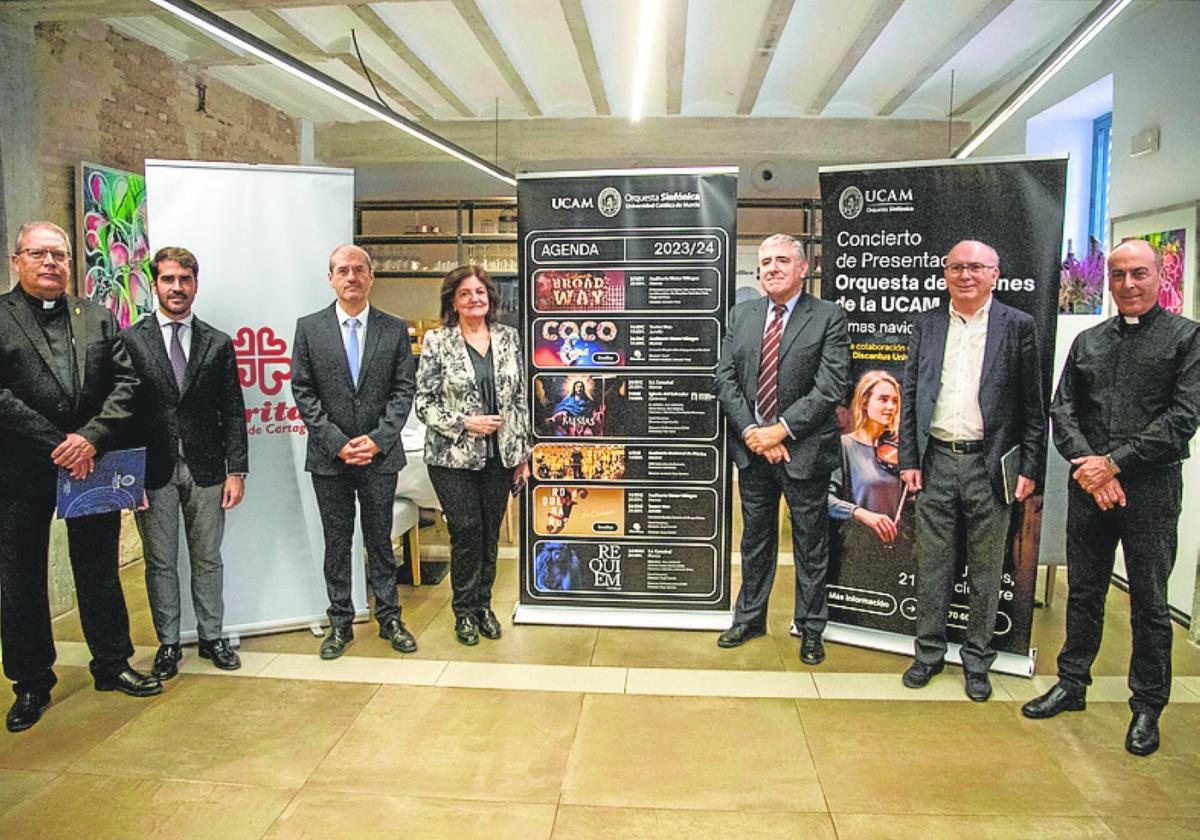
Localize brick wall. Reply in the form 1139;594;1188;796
34;19;299;241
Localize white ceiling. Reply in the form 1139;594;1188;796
94;0;1101;128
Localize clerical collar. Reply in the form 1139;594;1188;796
17;283;65;311
1119;304;1162;330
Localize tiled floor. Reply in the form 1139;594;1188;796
4;529;1200;838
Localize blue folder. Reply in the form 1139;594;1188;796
56;447;147;519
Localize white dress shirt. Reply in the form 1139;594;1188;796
930;296;991;442
157;309;194;361
335;302;370;370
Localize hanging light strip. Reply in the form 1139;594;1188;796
954;0;1132;158
148;0;517;187
630;0;661;122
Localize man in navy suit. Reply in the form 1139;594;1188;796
292;244;416;659
123;246;248;679
899;239;1046;701
713;233;850;665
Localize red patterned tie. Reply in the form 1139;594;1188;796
756;303;786;422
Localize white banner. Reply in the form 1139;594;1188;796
144;160;366;639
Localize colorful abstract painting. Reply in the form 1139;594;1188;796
1122;228;1186;314
78;162;153;328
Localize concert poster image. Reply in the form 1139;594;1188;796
533;317;720;369
533;443;627;481
532;540;719;598
533;485;718;539
533;373;720;440
534;269;625;312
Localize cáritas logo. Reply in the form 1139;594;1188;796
234;326;292;396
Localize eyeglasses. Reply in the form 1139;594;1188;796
16;248;71;264
946;262;996;275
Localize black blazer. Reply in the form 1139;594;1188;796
714;292;851;480
899;299;1047;498
0;289;138;496
291;303;416;476
122;314;249;490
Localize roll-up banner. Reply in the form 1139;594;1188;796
145;160;365;639
818;155;1066;676
514;167;737;630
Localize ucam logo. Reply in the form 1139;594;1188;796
838;186;864;220
233;326;292;396
552;196;594;210
597;187;622;218
865;188;914;204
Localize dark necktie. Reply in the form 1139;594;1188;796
756;303;786;422
169;321;187;388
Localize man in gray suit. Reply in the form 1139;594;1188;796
123;246;248;679
899;239;1046;701
713;233;850;664
292;244;417;659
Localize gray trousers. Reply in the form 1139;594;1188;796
134;461;227;644
913;445;1011;673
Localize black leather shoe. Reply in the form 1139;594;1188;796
379;619;417;653
151;644;183;680
455;614;480;646
94;667;163;697
477;608;503;640
902;659;944;689
965;671;992;702
198;639;241;671
1021;681;1086;719
799;631;825;665
717;622;765;648
319;626;354;660
6;690;51;733
1126;711;1160;756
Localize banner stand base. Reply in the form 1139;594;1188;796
513;604;732;631
792;621;1037;678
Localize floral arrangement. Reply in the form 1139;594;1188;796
1058;239;1106;314
80;163;153;328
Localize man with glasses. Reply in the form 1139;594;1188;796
898;239;1045;701
1023;239;1200;756
291;244;417;659
1;221;161;733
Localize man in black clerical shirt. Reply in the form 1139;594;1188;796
1023;239;1200;757
1;221;161;734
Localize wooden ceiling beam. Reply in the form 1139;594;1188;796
350;4;474;118
736;0;795;115
559;0;609;116
807;0;903;115
451;0;542;117
878;0;1014;116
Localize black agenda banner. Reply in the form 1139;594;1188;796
818;156;1066;673
514;168;737;628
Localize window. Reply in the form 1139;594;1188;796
1088;112;1113;250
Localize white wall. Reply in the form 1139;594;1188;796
977;0;1200;623
1026;118;1095;258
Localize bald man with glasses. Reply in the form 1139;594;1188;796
898;239;1046;701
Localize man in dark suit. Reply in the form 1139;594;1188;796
899;239;1045;701
1;221;161;733
1023;239;1200;756
714;233;850;664
292;244;417;659
123;246;248;679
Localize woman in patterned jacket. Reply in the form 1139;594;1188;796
416;265;531;645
